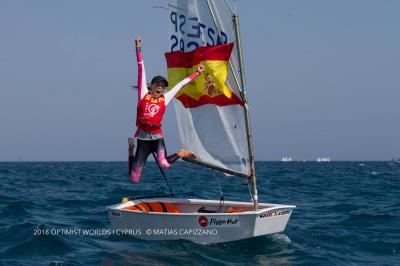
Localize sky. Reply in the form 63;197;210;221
0;0;399;161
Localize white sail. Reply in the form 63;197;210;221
167;0;250;177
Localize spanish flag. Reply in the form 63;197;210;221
165;43;244;108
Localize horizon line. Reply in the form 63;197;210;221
0;160;395;163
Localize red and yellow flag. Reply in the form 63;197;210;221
165;43;243;108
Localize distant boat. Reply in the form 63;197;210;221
317;157;330;162
281;157;292;162
392;158;400;164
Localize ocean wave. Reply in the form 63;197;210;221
341;212;397;226
0;202;33;220
0;162;399;265
0;229;74;259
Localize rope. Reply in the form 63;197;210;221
152;152;174;197
245;177;253;203
216;176;224;213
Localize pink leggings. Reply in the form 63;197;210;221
129;138;170;182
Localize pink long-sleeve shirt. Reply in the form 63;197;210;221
135;49;200;138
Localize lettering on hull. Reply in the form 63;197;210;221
259;210;291;219
198;216;240;227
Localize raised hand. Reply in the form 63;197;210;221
197;63;205;73
135;37;142;49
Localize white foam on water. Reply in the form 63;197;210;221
272;233;292;244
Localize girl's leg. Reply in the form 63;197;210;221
130;139;152;182
155;138;171;169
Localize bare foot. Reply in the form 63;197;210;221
177;149;196;160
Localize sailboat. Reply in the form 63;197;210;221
282;157;293;162
107;0;295;244
317;157;330;162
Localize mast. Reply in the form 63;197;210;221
232;12;259;211
205;0;259;210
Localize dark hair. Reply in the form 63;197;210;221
151;75;168;87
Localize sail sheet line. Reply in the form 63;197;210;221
223;0;235;14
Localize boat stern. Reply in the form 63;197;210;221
253;205;296;236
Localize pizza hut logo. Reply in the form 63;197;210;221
198;216;208;227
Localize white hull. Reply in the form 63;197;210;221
107;198;295;244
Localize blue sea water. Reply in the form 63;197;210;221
0;161;399;266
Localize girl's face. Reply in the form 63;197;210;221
149;82;166;99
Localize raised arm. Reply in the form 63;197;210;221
164;64;205;105
135;37;148;102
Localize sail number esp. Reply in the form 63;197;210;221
170;11;228;52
